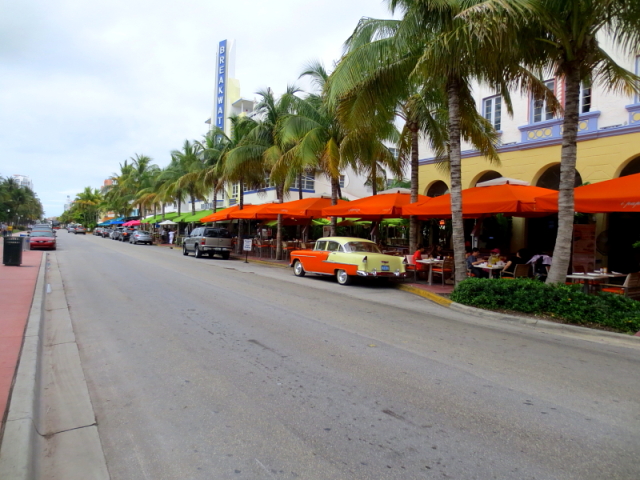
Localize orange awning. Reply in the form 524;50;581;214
535;173;640;213
322;192;429;220
403;184;557;218
262;196;344;218
200;205;243;223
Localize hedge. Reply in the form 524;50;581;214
450;278;640;334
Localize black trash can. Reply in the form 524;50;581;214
3;236;23;266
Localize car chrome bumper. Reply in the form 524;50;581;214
356;270;406;277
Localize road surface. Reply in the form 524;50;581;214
52;232;640;479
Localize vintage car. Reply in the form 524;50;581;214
289;237;406;285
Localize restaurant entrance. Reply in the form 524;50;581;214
607;212;640;274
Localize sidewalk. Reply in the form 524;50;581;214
0;241;43;437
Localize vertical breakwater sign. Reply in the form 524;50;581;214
215;40;228;131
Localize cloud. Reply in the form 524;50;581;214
0;0;393;216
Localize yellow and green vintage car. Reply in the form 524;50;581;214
289;237;407;285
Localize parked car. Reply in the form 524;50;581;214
74;225;87;234
182;227;233;259
110;227;123;240
101;228;112;238
31;225;56;236
119;227;136;242
28;231;56;250
289;237;407;285
129;230;153;245
93;227;103;236
67;225;76;233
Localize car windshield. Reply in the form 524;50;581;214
343;241;381;253
31;231;53;237
204;229;231;238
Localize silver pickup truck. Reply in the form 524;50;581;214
182;227;233;259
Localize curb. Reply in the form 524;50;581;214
449;301;640;345
395;283;453;307
0;252;47;479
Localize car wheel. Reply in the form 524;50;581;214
221;252;230;260
183;245;189;256
336;269;352;285
194;245;202;258
293;260;306;277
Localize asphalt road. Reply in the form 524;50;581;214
53;232;640;480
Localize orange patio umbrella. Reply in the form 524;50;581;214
403;184;557;218
229;203;280;220
535;172;640;213
200;205;243;223
322;192;429;220
262;196;344;218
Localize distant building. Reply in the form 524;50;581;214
63;195;73;212
12;174;33;191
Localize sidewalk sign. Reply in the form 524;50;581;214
243;238;252;263
572;224;596;272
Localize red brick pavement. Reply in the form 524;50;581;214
0;241;42;430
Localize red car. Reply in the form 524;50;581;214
29;231;56;250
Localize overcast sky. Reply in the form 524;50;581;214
1;0;396;217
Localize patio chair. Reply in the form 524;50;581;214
432;258;454;285
501;263;531;279
600;272;640;300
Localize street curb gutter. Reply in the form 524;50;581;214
0;252;47;479
393;282;639;347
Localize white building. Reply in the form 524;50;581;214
12;174;33;191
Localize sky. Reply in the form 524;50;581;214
1;0;396;217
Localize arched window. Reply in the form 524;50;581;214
536;164;582;190
474;170;502;186
620;156;640;177
426;181;449;197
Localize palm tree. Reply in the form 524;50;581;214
230;86;301;259
278;62;403;241
172;140;210;216
74;187;103;227
216;115;260;252
492;0;640;283
327;2;526;283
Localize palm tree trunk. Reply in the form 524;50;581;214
212;189;217;213
409;125;419;254
330;176;339;236
191;191;196;215
236;180;244;254
276;183;284;260
547;68;580;284
448;79;467;285
371;161;378;196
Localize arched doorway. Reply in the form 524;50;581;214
473;170;502;186
425;181;449;197
609;156;640;272
536;164;583;190
619;156;640;177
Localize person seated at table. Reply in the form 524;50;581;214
501;248;530;277
412;245;429;271
466;248;488;278
425;244;443;259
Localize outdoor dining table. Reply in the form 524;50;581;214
566;272;627;294
478;263;505;279
415;258;444;285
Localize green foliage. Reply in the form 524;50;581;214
451;278;640;334
633;241;640;249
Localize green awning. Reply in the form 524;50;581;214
142;212;180;224
172;213;193;222
181;209;214;223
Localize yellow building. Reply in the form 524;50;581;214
417;53;640;273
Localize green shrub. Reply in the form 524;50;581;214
451;278;640;334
